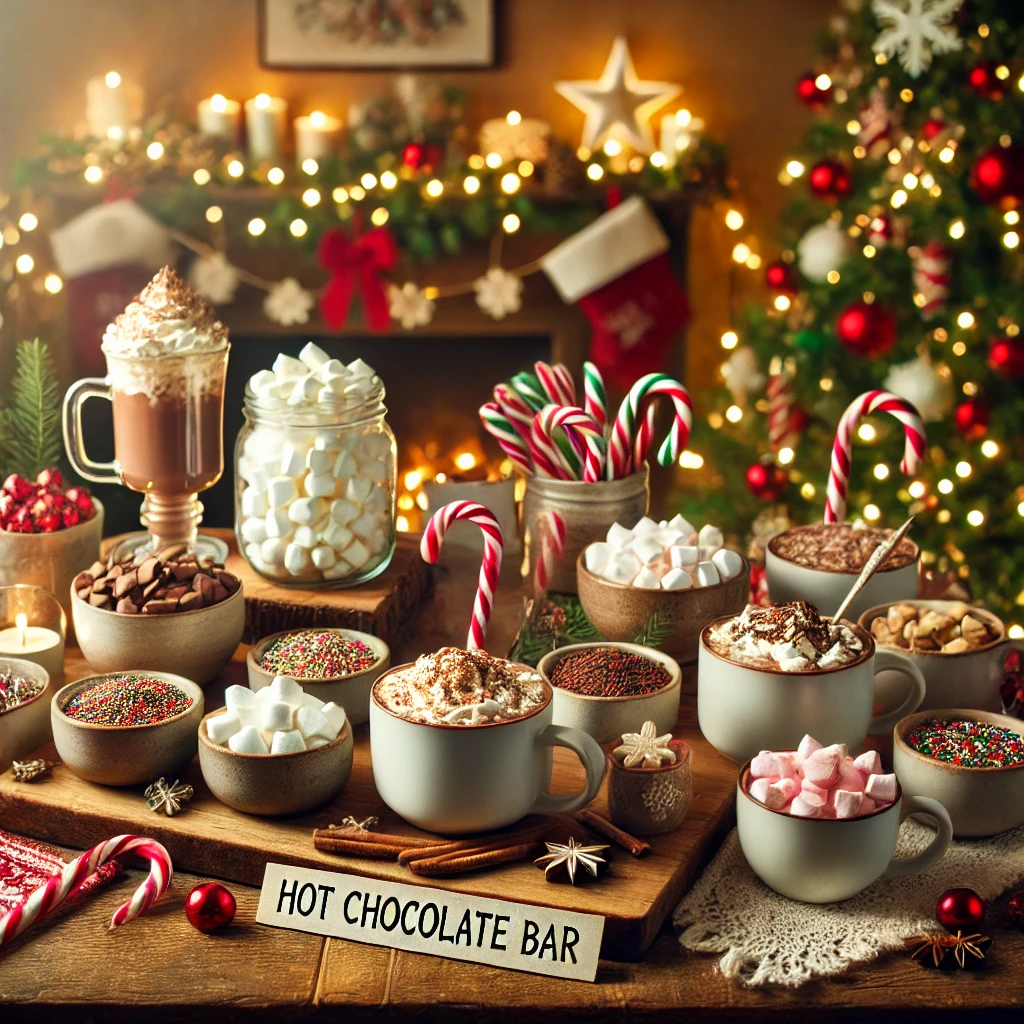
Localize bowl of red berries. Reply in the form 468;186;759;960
0;469;103;628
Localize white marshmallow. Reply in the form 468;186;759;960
347;358;375;378
603;551;641;585
278;444;304;478
633;516;660;536
797;734;823;759
330;498;360;525
272;353;307;379
244;542;264;568
661;567;692;591
322;559;354;580
239;457;270;493
834;790;864;819
260;537;287;566
288;496;328;526
240;517;268;545
698;524;724;551
669;514;696;537
361;433;392;459
317;358;347;382
670;545;699;568
300;690;326;710
634;565;662;589
694;561;721;587
346;476;373;503
788;795;819;818
265;506;292;538
584;542;612;575
299;341;330;371
269;675;304;706
241;486;269;519
362;460;388;484
749;777;772;805
304;472;335;498
369;529;388;555
271;730;307;754
865;773;897;803
259;700;295;733
342;539;370;569
322;520;354;551
284;542;312;575
226;685;258;709
654;528;685;550
853;750;883;776
208;710;242;745
311;544;337;570
606;522;634;549
365;487;389;514
267;476;297;507
296;704;334;741
288;375;321;406
307;447;333;474
248;369;278;394
292;525;318;549
228;726;269;755
320;701;347;739
318;385;341;405
632;536;665;565
307;737;329;749
332;451;357;479
712;548;744;581
349;511;377;539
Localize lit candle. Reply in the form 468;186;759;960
197;93;242;145
294;110;342;166
85;71;143;141
0;612;64;684
245;93;288;164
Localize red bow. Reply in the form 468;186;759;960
317;225;397;332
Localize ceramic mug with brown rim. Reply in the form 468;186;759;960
697;616;927;763
369;665;606;834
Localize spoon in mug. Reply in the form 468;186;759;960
831;516;915;630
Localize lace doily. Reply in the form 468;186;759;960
674;821;1024;987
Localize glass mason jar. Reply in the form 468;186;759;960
234;379;396;588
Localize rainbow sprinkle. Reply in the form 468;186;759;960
906;717;1024;769
259;630;379;678
63;675;193;727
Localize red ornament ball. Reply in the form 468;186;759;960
920;119;947;141
836;300;896;357
796;70;832;109
953;399;989;440
936;887;986;934
968;60;1006;100
746;462;788;502
971;145;1024;205
989;336;1024;378
402;142;424;168
808;159;852;201
764;260;797;294
185;882;236;933
1008;891;1024;929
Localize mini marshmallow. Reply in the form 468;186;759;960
228;726;270;755
602;551;641;584
632;536;665;565
225;685;258;709
752;751;795;779
634;565;662;589
804;746;843;788
299;341;330;371
369;529;388;555
766;778;799;809
584;542;613;575
749;778;772;804
244;542;263;567
363;460;388;484
332;451;357;480
712;548;744;581
292;525;318;549
265;506;292;538
322;520;354;551
799;779;828;806
307;447;333;474
249;369;278;394
284;542;312;575
239;458;270;493
259;700;295;733
240;517;268;545
342;539;370;569
260;537;287;566
853;750;883;776
633;516;660;536
271;730;307;754
311;544;337;570
698;524;724;550
606;522;634;549
834;789;865;819
670;545;699;569
347;358;375;378
694;561;721;587
345;378;375;397
288;496;328;526
318;385;341;405
365;487;389;514
307;738;329;749
349;511;378;539
296;704;334;741
837;761;866;793
272;353;307;379
300;690;326;710
788;795;819;818
797;734;823;759
318;358;347;381
346;476;373;503
288;375;321;406
668;514;696;537
241;486;269;519
323;559;354;580
321;702;347;738
331;498;360;525
208;711;242;745
661;567;692;591
267;475;297;507
654;528;685;550
304;472;335;498
865;772;897;803
269;675;304;706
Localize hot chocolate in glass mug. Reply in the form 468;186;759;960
62;268;230;561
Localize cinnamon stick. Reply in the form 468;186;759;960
409;840;540;877
313;828;444;849
312;837;408;859
576;809;651;857
397;825;547;865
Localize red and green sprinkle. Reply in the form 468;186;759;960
259;630;379;678
63;674;193;727
906;717;1024;769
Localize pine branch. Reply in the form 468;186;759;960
630;612;674;650
2;339;63;478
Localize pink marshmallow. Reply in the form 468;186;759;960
751;751;796;779
766;778;799;809
748;777;772;804
804;746;842;787
860;796;877;815
800;778;829;801
789;795;820;818
797;734;823;760
853;749;883;776
865;772;897;805
837;761;866;793
834;789;865;819
798;785;827;809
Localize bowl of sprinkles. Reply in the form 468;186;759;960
537;642;681;743
51;671;204;786
0;657;52;769
894;709;1024;837
246;628;389;725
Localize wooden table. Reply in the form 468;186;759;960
3;553;1024;1022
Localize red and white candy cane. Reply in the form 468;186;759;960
824;390;926;524
421;501;505;650
610;374;694;477
493;383;535;443
534;361;575;408
532;510;566;597
0;834;172;947
544;405;606;483
766;359;796;454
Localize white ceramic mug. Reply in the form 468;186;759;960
736;766;953;903
858;600;1024;713
698;618;927;763
369;667;606;834
766;526;920;623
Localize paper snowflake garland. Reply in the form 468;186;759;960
388;282;435;329
871;0;963;78
721;346;766;403
264;277;314;326
613;720;676;768
473;267;523;320
188;252;239;305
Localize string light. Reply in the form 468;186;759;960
349;185;365;200
937;478;953;494
502;213;520;233
1011;625;1024;639
485;152;503;168
891;189;908;208
863;504;881;521
145;141;164;160
725;405;743;423
899;88;914;102
949;218;965;239
857;423;877;442
380;170;398;189
778;447;794;465
708;411;724;429
952;341;967;356
863;244;876;258
1019;501;1024;517
361;172;377;189
302;187;321;206
939;146;955;163
83;165;103;183
332;186;349;203
105;71;121;88
43;273;62;294
247;217;266;236
463;175;480;194
468;154;485;170
506;110;522;126
874;463;889;480
650;151;667;168
725;209;744;230
967;509;985;526
903;172;918;189
15;254;34;274
1004;231;1020;249
774;295;791;311
301;158;319;175
846;119;861;135
425;179;444;198
678;451;704;469
920;172;935;188
226;159;244;178
826;270;841;284
396;515;410;533
1007;210;1021;225
18;212;38;231
721;330;739;349
957;311;975;329
937;509;951;524
289;218;307;237
603;139;622;157
800;482;816;499
887;148;902;165
786;160;805;177
745;253;762;270
193;168;211;185
996;64;1010;80
518;160;535;177
205;205;223;223
500;172;521;194
586;163;604;181
955;460;972;478
267;166;285;185
404;470;422;490
908;481;926;499
732;242;751;263
963;381;977;395
981;440;999;458
370;207;389;226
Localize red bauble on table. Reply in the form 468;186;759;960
764;260;797;294
746;462;788;502
836;300;896;357
796;70;831;109
185;882;236;933
970;146;1024;205
953;398;989;440
989;336;1024;378
936;887;986;934
967;60;1006;100
808;159;852;201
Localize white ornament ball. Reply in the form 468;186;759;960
797;220;852;283
882;353;953;424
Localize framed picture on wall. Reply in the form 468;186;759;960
259;0;496;70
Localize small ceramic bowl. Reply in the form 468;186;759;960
537;642;681;743
51;671;204;786
198;708;354;816
893;708;1024;837
0;657;52;768
71;582;245;686
576;551;750;664
604;736;692;836
246;628;390;726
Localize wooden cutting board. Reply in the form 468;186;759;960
0;651;738;961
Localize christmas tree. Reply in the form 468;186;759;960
679;0;1024;628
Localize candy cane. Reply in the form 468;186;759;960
510;371;548;412
421;501;505;650
767;359;796;454
530;407;579;480
533;510;566;597
0;834;172;947
610;374;694;477
534;362;573;408
824;390;926;524
552;363;578;406
479;402;533;475
493;383;535;443
583;361;608;431
538;405;606;483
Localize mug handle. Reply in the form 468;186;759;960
881;795;953;879
867;647;927;735
62;378;122;485
529;724;606;816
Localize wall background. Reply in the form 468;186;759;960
0;0;836;389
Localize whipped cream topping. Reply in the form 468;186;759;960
375;647;547;726
103;266;229;358
710;601;864;673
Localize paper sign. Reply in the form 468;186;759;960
256;862;605;982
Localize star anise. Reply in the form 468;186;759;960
12;758;58;783
145;777;193;816
534;837;609;884
906;930;992;970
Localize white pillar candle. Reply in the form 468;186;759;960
0;614;64;686
245;93;288;164
294;110;342;166
86;71;143;141
197;94;242;146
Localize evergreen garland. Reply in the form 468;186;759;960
0;339;63;479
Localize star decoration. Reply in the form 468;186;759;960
474;267;523;320
264;277;315;326
613;720;676;768
388;281;435;329
554;36;680;154
534;837;609;884
188;251;239;305
871;0;963;78
12;758;58;783
906;930;991;969
145;777;194;816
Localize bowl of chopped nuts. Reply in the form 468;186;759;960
71;546;245;686
858;600;1022;713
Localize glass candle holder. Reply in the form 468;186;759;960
0;585;67;686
